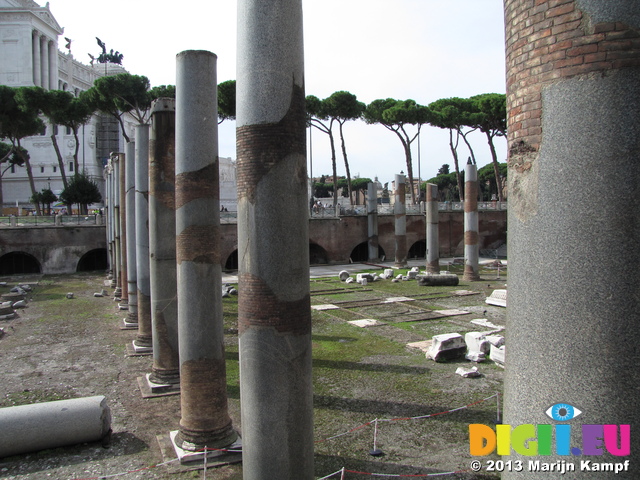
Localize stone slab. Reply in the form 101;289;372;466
382;296;415;303
156;433;242;473
485;289;507;307
126;342;153;357
406;340;432;352
311;304;340;311
347;319;386;328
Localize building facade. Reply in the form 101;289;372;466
0;0;127;210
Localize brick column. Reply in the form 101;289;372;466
237;0;313;477
503;1;640;477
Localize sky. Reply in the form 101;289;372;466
48;0;507;187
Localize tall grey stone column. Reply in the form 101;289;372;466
503;1;639;478
124;141;138;327
147;99;179;388
462;163;479;281
104;165;113;278
237;0;313;477
425;183;439;274
118;152;129;307
133;124;152;352
394;173;407;267
112;154;121;296
32;31;41;88
367;182;379;262
173;50;237;451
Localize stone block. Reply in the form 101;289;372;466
485;289;507;307
426;333;466;362
455;366;482;378
486;335;504;347
490;344;505;366
339;270;350;281
465;331;490;354
465;351;486;362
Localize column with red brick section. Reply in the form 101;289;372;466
124;141;137;327
394;173;407;267
147;99;179;389
367;182;379;261
236;0;313;477
133;124;152;352
172;50;237;453
118;152;128;309
504;1;640;477
425;183;439;274
462;163;479;281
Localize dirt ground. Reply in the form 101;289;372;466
0;269;505;480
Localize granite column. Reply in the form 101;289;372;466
462;163;479;281
124;141;138;328
503;1;640;477
147;99;179;389
394;173;407;267
173;50;237;452
118;152;129;307
367;182;379;262
133;124;152;352
425;183;439;273
237;0;313;477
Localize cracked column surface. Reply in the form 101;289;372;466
134;124;152;349
236;0;313;477
462;163;479;281
503;1;640;478
125;141;137;324
394;173;407;267
425;183;439;273
173;49;237;450
148;99;179;386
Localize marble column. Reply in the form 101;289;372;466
40;36;48;91
237;0;313;477
502;1;640;478
367;182;379;262
133;124;152;352
124;141;138;327
48;40;57;90
32;31;41;87
173;49;237;452
147;99;179;388
394;173;407;267
425;183;439;274
462;163;479;281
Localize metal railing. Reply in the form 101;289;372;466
0;214;103;227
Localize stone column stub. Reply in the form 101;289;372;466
394;173;407;267
425;183;439;274
462;163;479;281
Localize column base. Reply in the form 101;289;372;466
121;318;138;330
117;302;129;311
137;373;180;398
169;430;242;465
126;340;152;356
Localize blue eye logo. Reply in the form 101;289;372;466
545;403;582;422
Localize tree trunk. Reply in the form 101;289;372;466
338;122;353;206
486;131;504;202
448;130;464;202
72;129;81;176
17;141;41;215
50;133;69;189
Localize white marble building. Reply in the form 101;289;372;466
0;0;128;209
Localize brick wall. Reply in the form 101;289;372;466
505;0;640;156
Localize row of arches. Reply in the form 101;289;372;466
222;240;427;271
0;249;108;276
1;241;429;276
